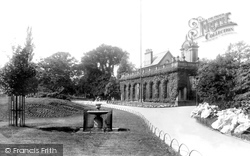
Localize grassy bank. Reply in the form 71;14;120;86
0;97;93;121
0;97;179;156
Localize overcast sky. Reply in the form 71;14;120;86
0;0;249;68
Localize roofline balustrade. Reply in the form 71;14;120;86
120;60;198;81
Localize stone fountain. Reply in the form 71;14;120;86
83;103;112;132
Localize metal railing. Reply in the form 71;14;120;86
101;103;203;156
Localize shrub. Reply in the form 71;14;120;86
47;92;60;98
34;92;71;101
56;94;71;101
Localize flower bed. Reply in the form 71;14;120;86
191;103;250;141
25;98;91;118
108;101;177;108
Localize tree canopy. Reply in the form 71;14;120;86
37;52;78;94
81;44;128;76
0;27;37;96
117;54;135;79
0;39;134;100
197;41;250;109
79;44;129;98
105;76;121;100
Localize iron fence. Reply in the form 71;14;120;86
101;102;203;156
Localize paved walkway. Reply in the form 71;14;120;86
74;101;250;156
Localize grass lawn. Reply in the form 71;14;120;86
0;95;8;121
0;96;179;156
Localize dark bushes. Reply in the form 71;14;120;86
32;92;71;101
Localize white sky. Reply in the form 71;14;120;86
0;0;249;68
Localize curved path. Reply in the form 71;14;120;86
74;101;250;156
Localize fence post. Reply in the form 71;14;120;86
8;96;11;126
15;96;18;126
110;109;113;131
23;96;25;126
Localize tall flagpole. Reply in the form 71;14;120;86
140;0;143;103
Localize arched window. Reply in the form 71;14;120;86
149;82;153;99
128;84;131;101
124;85;127;100
156;81;161;98
143;83;147;100
163;80;170;98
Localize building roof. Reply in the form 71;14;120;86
144;50;173;67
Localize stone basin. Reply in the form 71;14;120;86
87;110;109;130
87;110;108;115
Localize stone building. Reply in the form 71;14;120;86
119;38;199;106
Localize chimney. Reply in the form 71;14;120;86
144;49;153;66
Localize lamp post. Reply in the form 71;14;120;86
195;77;198;106
139;0;143;103
195;58;200;106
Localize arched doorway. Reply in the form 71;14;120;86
163;80;170;98
128;84;131;101
124;85;127;100
156;81;161;98
143;82;147;101
132;83;136;101
149;81;153;99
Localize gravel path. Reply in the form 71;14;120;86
73;101;250;156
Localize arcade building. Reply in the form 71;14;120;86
119;38;199;106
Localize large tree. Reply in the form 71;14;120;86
117;54;135;79
0;27;36;127
81;44;127;76
234;60;250;102
79;44;128;98
197;41;250;109
37;52;78;94
226;41;250;103
0;27;37;96
105;76;121;100
197;54;238;108
226;41;250;63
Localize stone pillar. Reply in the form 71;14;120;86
120;84;124;101
184;87;187;100
136;83;140;101
126;84;130;101
121;91;123;101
